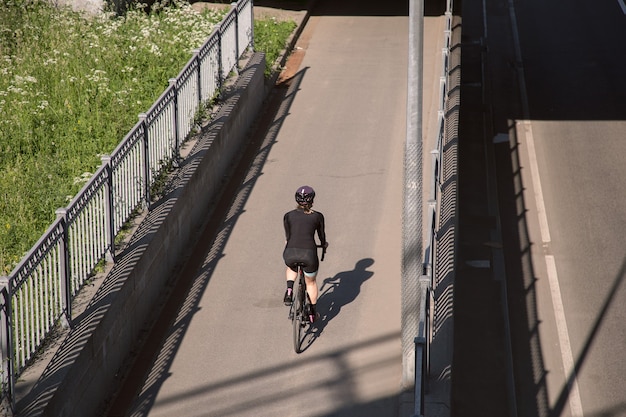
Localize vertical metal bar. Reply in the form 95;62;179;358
101;155;115;262
0;277;15;409
0;277;14;411
250;0;255;51
169;78;180;157
420;276;431;378
413;275;430;417
194;50;202;104
55;209;71;328
231;2;239;61
139;113;151;207
16;287;23;368
217;27;224;89
414;336;425;416
402;0;424;390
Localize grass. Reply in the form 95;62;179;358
255;17;297;76
0;0;296;274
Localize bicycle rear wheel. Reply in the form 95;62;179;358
292;270;305;353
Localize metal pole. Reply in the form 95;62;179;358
0;277;14;411
55;208;72;328
414;336;426;416
101;155;115;263
402;0;424;390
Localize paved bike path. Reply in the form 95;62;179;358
110;1;449;416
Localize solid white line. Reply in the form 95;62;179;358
521;121;551;243
545;255;584;417
522;122;584;416
618;0;626;14
508;0;585;409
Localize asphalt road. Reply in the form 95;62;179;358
102;1;450;416
465;0;626;415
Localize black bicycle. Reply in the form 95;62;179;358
289;246;325;353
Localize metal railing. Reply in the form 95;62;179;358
0;0;253;405
414;0;455;414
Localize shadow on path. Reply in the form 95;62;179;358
103;66;309;416
299;258;374;352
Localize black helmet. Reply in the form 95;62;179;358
295;185;315;205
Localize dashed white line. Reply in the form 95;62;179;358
522;121;584;416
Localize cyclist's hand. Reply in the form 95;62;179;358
323;241;329;249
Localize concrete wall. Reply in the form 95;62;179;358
17;53;266;417
55;0;105;15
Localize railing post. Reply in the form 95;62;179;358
139;113;151;208
169;78;181;163
193;49;201;104
101;155;115;263
232;3;239;62
0;277;14;412
55;208;72;328
413;275;431;417
430;148;440;197
217;27;224;89
420;275;432;375
414;336;426;417
249;0;255;51
423;199;437;278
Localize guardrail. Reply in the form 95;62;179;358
0;0;253;406
414;0;455;415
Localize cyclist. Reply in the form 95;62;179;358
282;185;328;323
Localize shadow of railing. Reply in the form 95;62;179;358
550;257;626;417
135;331;401;417
0;1;254;409
105;66;309;416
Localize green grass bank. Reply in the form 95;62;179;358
0;0;295;273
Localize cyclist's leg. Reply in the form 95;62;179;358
283;267;297;305
286;266;297;282
283;248;300;284
303;271;318;304
303;250;320;304
283;248;300;305
304;271;320;322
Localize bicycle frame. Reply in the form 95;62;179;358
288;245;325;354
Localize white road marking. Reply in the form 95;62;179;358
618;0;626;14
508;0;587;409
545;255;585;417
523;122;550;243
522;121;585;417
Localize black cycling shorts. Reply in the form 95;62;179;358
283;247;319;275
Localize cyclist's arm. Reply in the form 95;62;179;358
317;212;327;248
283;212;291;241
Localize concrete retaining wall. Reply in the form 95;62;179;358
16;53;266;417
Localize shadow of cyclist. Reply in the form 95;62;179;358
299;258;374;351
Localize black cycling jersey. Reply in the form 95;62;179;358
283;209;326;250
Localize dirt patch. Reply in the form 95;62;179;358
191;1;305;22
